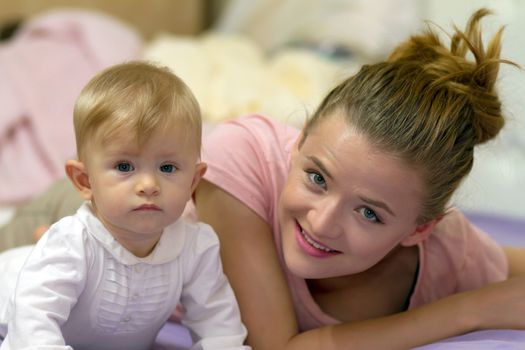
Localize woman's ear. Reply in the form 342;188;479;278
400;217;442;247
65;160;92;200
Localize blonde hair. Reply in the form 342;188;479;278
303;9;517;223
73;61;202;161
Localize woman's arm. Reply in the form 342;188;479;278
504;247;525;277
195;180;298;349
194;180;525;350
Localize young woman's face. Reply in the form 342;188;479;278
279;114;426;279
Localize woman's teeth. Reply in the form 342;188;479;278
300;228;334;252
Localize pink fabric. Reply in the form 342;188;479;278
409;210;508;308
198;114;508;331
0;9;142;204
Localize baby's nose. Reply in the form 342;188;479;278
136;173;160;196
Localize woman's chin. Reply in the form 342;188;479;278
283;251;339;279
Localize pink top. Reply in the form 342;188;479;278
197;114;508;332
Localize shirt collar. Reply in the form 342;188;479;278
76;202;185;265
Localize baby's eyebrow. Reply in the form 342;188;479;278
307;156;333;180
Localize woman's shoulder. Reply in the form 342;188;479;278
206;114;299;148
201;114;298;224
227;113;291;128
424;208;491;262
409;208;506;308
204;113;298;176
430;208;492;246
416;208;507;297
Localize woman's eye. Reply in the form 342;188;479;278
307;171;326;188
160;164;176;173
116;162;134;172
358;207;381;223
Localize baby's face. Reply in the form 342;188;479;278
83;124;203;246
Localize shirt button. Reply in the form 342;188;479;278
132;293;139;300
122;315;132;322
134;266;142;273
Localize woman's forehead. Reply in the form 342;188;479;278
304;115;405;163
298;117;425;215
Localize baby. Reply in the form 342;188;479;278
0;61;250;350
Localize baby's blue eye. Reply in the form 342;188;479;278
116;162;134;172
358;207;380;223
160;164;176;173
308;172;326;188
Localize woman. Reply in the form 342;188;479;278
192;8;525;349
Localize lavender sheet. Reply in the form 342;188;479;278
153;211;525;350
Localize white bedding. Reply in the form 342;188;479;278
0;207;15;229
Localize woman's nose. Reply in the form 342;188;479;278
308;201;343;239
136;173;160;196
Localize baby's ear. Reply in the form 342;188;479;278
400;217;442;247
190;162;207;193
65;160;92;200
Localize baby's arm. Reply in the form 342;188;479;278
1;221;87;350
179;223;250;350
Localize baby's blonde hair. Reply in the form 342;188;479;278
303;9;517;223
73;61;202;161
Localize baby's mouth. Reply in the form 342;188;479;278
134;204;161;211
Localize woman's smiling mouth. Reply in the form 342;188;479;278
295;221;341;257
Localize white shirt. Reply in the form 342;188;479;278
0;203;249;350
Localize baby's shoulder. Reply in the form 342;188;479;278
43;214;89;241
176;219;220;250
167;220;222;274
37;213;100;262
160;219;219;258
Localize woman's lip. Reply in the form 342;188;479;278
294;221;341;257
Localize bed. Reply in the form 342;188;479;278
1;4;524;350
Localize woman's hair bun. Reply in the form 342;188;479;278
388;8;518;145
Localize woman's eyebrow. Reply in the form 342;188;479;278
359;196;396;217
307;156;333;180
307;155;396;217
